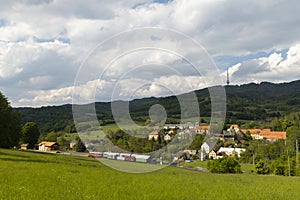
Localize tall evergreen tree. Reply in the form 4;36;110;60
75;136;87;152
0;92;21;148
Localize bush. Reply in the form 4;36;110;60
254;159;269;175
270;155;297;176
207;157;242;173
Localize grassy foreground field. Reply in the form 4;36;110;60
0;149;299;200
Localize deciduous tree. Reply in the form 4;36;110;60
0;92;21;148
20;122;40;149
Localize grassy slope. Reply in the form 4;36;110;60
0;149;299;200
180;160;255;174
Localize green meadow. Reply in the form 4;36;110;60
0;149;299;200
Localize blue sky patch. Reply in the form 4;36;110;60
33;36;70;44
153;0;173;4
132;0;172;9
214;49;289;70
0;19;7;27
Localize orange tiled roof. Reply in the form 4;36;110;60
260;131;286;139
231;124;239;129
241;129;286;139
38;141;58;147
197;126;210;130
149;130;159;135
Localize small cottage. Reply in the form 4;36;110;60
69;140;77;149
20;144;29;150
208;150;217;159
38;141;59;151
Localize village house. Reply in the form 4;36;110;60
148;130;160;140
201;141;216;154
208;150;217;159
200;141;216;161
216;151;228;159
221;129;235;142
230;124;240;132
177;129;193;140
163;123;196;130
163;124;177;129
164;134;172;141
163;124;186;130
220;124;245;143
69;140;77;149
38;141;59;151
196;125;210;135
217;147;246;158
218;147;235;157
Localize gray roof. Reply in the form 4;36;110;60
203;141;216;149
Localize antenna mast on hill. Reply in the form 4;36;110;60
226;68;230;86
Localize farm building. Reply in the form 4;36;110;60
38;141;59;151
20;144;29;150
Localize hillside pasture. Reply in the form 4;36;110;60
0;149;299;200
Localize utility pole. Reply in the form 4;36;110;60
296;139;299;157
296;139;299;175
226;68;230;86
287;149;291;176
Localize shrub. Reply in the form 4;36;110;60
270;155;297;176
207;157;242;173
254;159;269;175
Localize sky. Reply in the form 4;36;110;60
0;0;300;107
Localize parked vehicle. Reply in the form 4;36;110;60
105;152;119;159
88;152;103;158
132;154;150;163
95;151;152;163
124;155;136;162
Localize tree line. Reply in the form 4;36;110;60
0;91;41;148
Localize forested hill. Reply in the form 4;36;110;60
15;79;300;134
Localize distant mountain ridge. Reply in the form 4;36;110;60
15;79;300;134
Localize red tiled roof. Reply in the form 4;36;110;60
197;125;210;130
241;129;286;139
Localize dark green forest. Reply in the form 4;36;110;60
15;80;300;134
